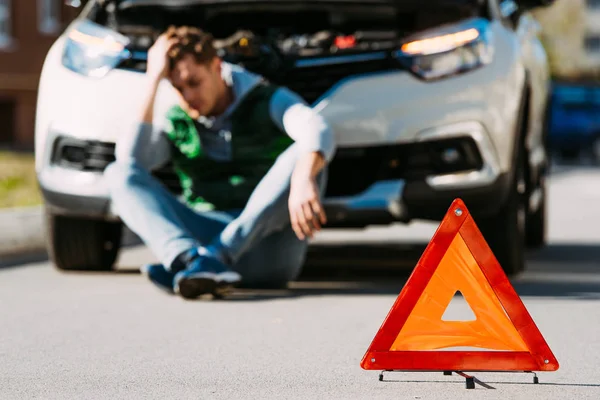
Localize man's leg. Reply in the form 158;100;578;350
176;144;327;290
104;161;234;269
216;144;326;262
233;226;309;288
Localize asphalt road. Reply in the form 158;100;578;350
2;164;600;399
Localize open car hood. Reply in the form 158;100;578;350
116;0;484;9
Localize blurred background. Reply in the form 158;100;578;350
0;0;82;208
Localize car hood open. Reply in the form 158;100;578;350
116;0;484;10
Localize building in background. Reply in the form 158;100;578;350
533;0;600;80
0;0;82;149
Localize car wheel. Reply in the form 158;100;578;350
525;174;547;249
45;210;123;271
477;144;527;277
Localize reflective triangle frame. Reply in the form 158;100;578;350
361;199;559;372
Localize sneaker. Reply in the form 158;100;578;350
141;263;177;294
174;250;242;299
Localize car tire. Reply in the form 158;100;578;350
46;210;123;271
477;144;527;277
525;175;547;249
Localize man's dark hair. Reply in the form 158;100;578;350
165;26;218;69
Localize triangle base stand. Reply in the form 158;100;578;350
377;369;541;389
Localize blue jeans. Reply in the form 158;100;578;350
104;144;326;287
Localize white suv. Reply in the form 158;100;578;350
35;0;555;276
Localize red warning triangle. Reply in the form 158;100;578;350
360;199;559;372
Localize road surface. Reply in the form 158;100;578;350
1;164;600;399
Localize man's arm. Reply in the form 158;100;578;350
141;76;162;124
114;123;172;171
115;34;177;171
114;77;172;171
269;86;336;167
269;87;337;239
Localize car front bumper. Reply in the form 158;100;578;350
39;168;511;227
38;119;510;226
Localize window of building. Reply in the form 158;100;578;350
38;0;61;35
585;35;600;53
0;0;12;49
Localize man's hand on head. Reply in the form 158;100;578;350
140;30;179;124
288;151;328;240
147;32;178;82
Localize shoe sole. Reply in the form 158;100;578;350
176;276;218;299
176;272;242;300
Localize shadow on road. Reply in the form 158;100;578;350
526;244;600;266
3;241;600;302
0;251;48;270
218;241;600;302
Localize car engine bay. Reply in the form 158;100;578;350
88;1;477;103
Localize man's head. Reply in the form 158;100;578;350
164;26;228;118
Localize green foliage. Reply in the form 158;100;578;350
0;152;43;208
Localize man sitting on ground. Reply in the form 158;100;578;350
104;26;336;299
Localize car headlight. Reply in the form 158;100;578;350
393;18;494;81
62;20;131;78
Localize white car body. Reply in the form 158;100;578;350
35;0;555;274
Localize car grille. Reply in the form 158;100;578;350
51;136;483;199
325;137;484;197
